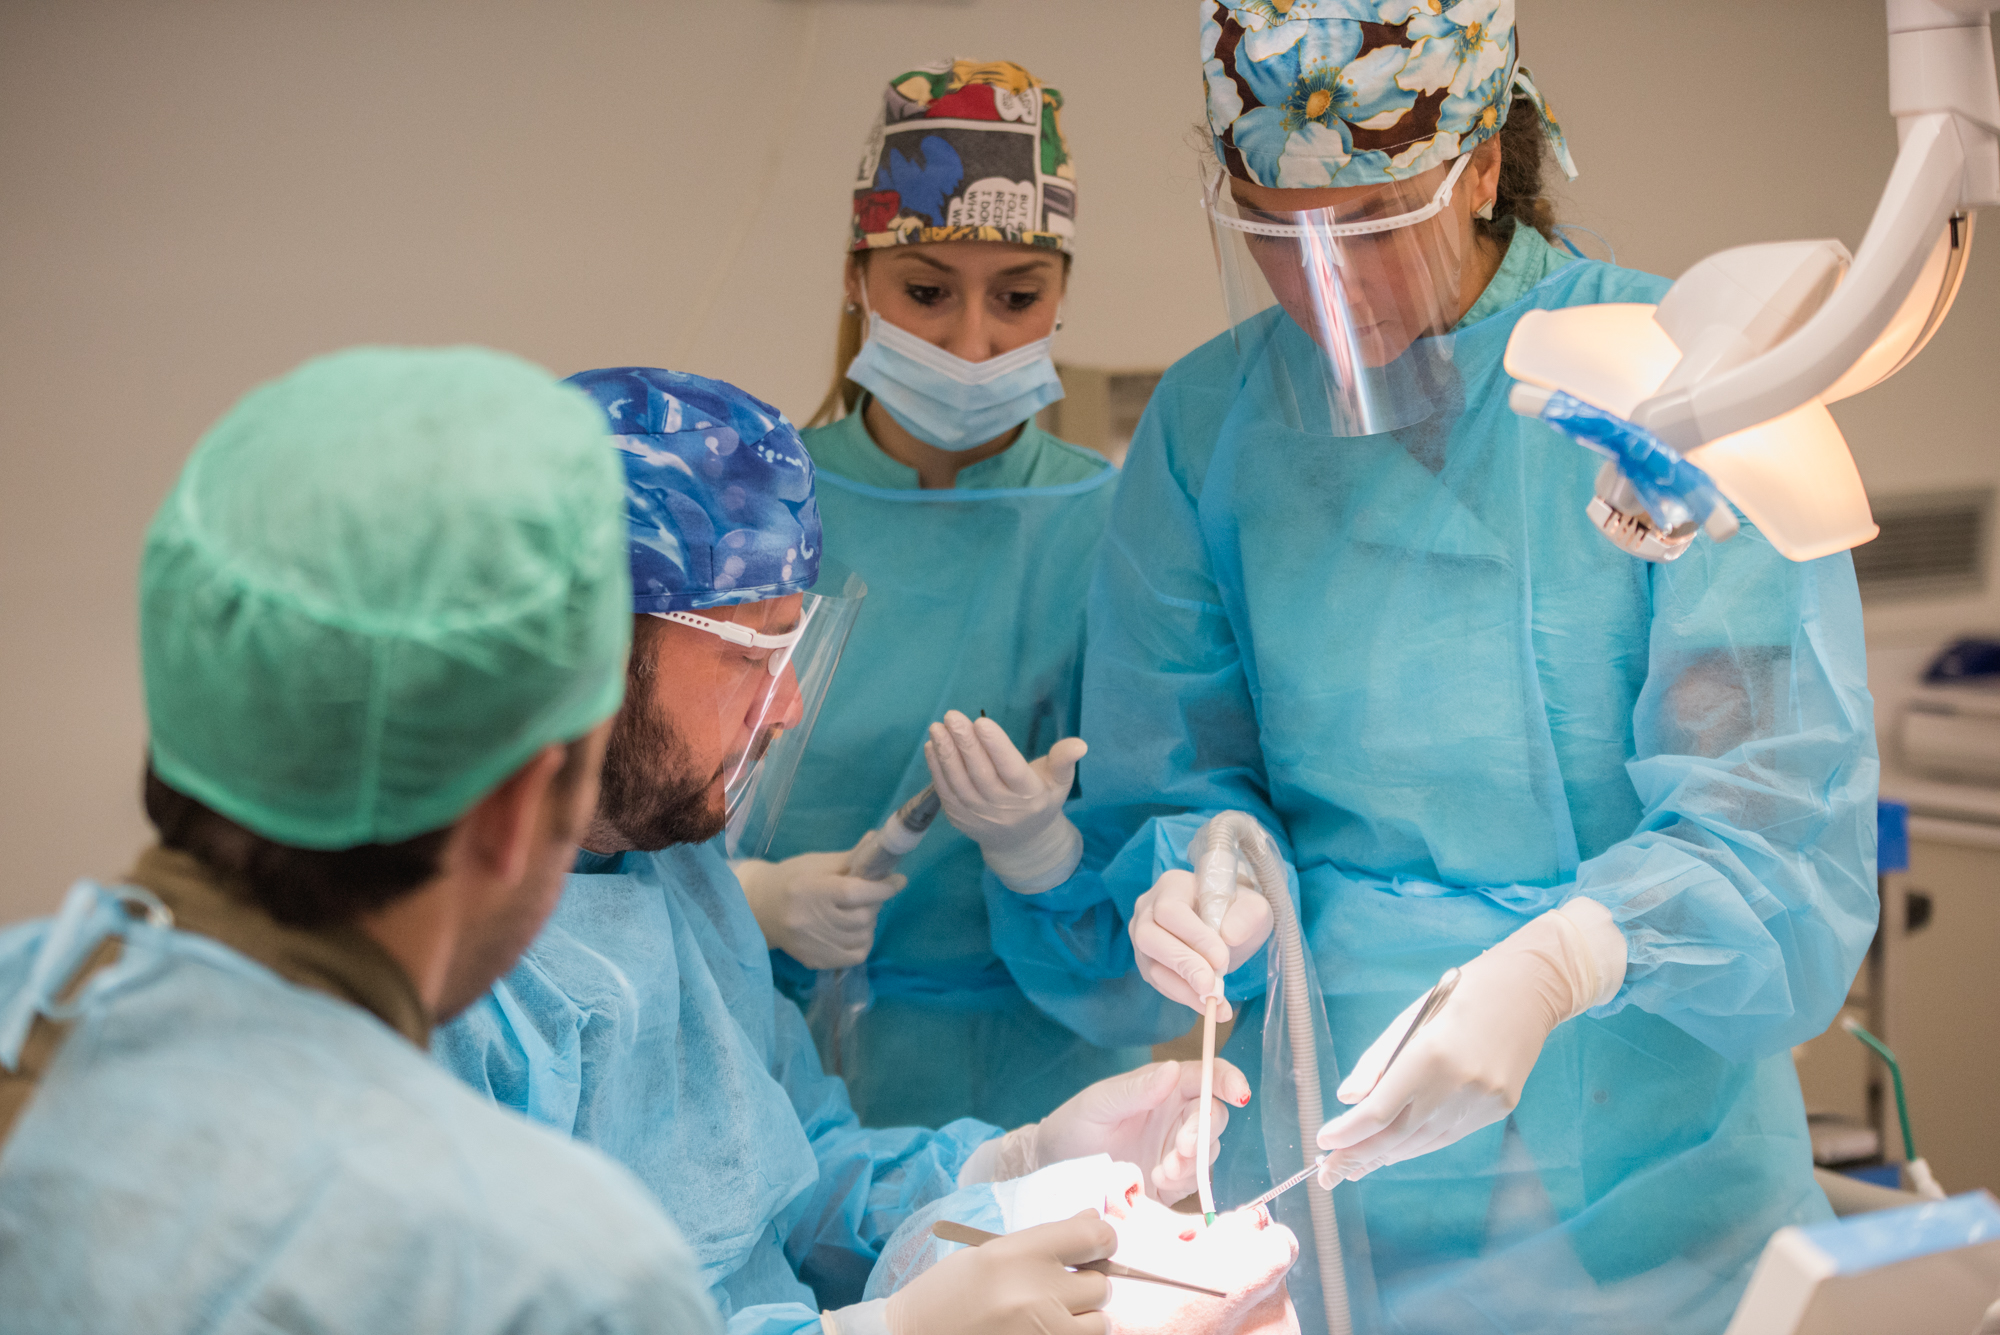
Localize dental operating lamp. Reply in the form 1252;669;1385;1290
1506;0;1999;563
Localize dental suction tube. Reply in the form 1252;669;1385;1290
1190;812;1352;1335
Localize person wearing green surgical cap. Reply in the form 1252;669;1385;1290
976;5;1876;1333
0;347;721;1335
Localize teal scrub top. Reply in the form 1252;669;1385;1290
770;406;1143;1130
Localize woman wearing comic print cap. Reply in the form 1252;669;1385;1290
732;58;1148;1133
975;4;1877;1332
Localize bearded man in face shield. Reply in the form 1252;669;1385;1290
435;367;1254;1335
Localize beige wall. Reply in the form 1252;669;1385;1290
3;0;1997;923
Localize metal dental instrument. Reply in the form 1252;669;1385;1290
1233;966;1463;1216
929;1221;1229;1299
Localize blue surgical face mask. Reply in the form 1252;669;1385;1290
844;310;1065;452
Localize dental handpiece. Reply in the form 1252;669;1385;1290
845;784;942;880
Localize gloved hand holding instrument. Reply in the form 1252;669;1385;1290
925;710;1088;894
1128;846;1627;1188
821;1211;1120;1335
733;850;909;971
1236;967;1460;1212
1312;899;1625;1184
959;1058;1251;1203
1127;813;1350;1335
1187;833;1255;1226
738;785;943;1076
930;1221;1227;1299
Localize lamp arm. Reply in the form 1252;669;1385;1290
1632;118;1976;449
1630;4;1999;452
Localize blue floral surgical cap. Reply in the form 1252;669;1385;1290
1202;0;1573;189
563;367;821;614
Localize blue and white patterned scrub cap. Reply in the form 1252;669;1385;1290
563;367;822;614
1201;0;1576;189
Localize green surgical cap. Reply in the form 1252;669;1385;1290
141;346;632;849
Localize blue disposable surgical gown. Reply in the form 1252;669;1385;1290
434;839;996;1335
987;240;1880;1333
0;874;715;1335
769;413;1145;1130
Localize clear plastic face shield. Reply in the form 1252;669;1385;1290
673;565;864;860
1206;152;1476;437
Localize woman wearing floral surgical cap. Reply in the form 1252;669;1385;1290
731;58;1148;1132
967;4;1877;1331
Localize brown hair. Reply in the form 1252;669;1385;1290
1477;96;1561;245
807;252;872;428
142;739;592;929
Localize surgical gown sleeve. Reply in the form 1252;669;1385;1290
769;992;998;1309
987;365;1297;1049
991;339;1876;1067
1564;528;1877;1059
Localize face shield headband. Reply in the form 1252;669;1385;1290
1206;151;1475;438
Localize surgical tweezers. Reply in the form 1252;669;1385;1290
1234;965;1464;1214
929;1221;1229;1299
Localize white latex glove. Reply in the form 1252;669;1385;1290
1315;899;1626;1184
1128;868;1274;1024
924;710;1087;894
961;1060;1251;1203
731;851;906;970
882;1211;1116;1335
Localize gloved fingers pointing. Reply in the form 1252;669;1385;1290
971;715;1042;797
944;711;1012;805
924;733;977;813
